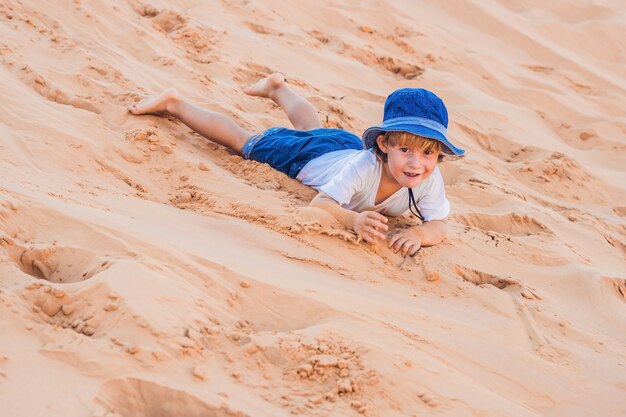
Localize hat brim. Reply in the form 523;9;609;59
362;124;465;156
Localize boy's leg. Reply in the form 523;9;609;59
129;89;253;154
245;73;322;131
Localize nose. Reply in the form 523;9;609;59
407;154;425;170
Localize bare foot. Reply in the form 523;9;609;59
128;88;182;115
243;73;285;99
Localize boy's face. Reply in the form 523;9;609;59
377;135;440;188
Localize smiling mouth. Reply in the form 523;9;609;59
404;172;421;178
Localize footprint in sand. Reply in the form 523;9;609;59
189;254;340;333
357;25;418;55
346;45;423;80
453;265;542;300
536;112;608;151
308;24;425;78
136;6;220;63
131;2;159;18
525;64;554;74
298;96;355;131
151;9;187;33
18;246;113;284
457;123;547;163
600;276;626;301
416;391;438;407
171;25;220;63
307;30;330;45
613;207;626;217
18;65;100;114
454;265;518;290
0;203;126;284
96;377;243;417
516;152;613;205
456;212;551;237
303;29;422;79
244;21;282;36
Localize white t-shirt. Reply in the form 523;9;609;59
296;149;450;220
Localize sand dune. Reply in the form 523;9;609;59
0;1;625;416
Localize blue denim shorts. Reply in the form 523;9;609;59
242;127;363;178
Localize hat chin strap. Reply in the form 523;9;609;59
408;188;424;221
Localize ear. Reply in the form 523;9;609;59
376;134;388;153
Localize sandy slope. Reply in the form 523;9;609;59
0;1;625;416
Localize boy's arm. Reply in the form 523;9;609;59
407;219;448;246
309;192;388;243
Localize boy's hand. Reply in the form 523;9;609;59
353;211;388;244
388;229;422;257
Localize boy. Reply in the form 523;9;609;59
129;73;465;256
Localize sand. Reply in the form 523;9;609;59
0;1;625;416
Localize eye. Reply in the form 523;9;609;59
424;149;433;155
399;147;410;153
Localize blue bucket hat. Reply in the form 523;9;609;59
362;88;465;156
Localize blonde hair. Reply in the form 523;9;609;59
374;131;444;162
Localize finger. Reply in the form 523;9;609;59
365;235;384;244
359;231;374;244
357;224;384;241
401;240;414;257
392;237;407;252
365;218;388;232
387;233;401;248
362;230;384;244
391;237;403;252
365;219;387;232
368;229;386;241
366;212;388;223
399;241;410;256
